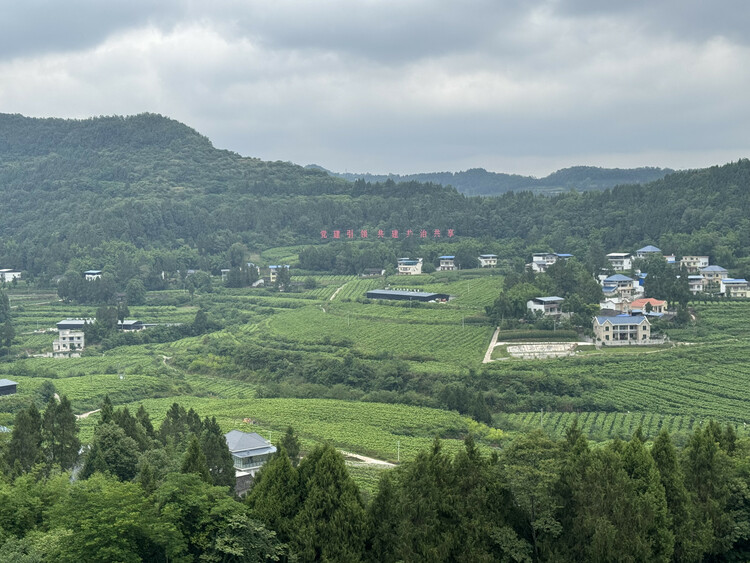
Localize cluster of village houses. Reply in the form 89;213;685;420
524;245;746;344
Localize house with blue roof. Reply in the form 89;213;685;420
700;265;728;283
438;256;456;271
601;274;635;297
593;315;651;343
397;258;423;275
478;254;498;268
225;430;277;495
527;296;564;316
635;246;662;259
721;278;749;298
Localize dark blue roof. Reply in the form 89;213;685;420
556;253;574;258
604;274;634;282
438;256;455;259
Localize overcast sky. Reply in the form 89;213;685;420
2;1;749;176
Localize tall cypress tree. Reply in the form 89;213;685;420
6;403;42;475
651;429;710;562
246;446;301;544
293;444;366;562
622;431;674;563
42;395;80;470
200;417;235;489
136;404;155;439
280;426;301;467
181;434;211;483
98;395;114;425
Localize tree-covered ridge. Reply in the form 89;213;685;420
0;113;748;280
324;164;673;196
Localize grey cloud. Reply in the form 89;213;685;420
0;0;186;60
553;0;750;43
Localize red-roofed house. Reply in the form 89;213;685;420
629;298;667;314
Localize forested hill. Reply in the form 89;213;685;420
0;113;748;278
319;165;673;196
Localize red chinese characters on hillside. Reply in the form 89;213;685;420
320;229;455;240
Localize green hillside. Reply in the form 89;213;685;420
0;113;748;281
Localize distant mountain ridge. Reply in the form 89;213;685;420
314;165;674;196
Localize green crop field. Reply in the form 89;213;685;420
77;397;499;462
498;411;749;444
7;275;750;460
265;304;493;371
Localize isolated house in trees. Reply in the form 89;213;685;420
593;315;651;343
84;270;102;280
0;379;17;396
529;252;572;273
224;430;277;495
606;253;632;271
397;258;423;275
0;269;21;283
478;254;497;268
526;296;564;316
438;256;456;271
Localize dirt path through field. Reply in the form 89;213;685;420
340;450;397;467
483;327;501;363
76;409;101;420
329;283;347;301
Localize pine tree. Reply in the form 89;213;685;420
81;422;139;481
280;426;301;467
98;395;114;425
365;473;400;562
181;434;211;483
200;417;235;489
136;404;155;439
42;395;80;470
246;446;301;544
6;403;43;475
293;444;366;561
651;429;710;562
622;431;674;563
682;424;734;557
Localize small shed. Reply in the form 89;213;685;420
0;379;18;396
